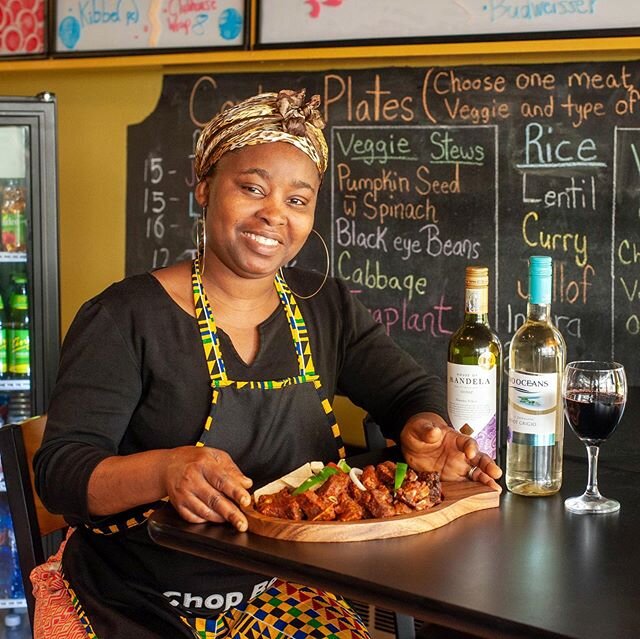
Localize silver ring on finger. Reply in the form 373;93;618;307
467;465;479;480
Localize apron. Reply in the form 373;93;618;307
60;260;349;639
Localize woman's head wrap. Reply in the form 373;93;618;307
194;89;328;181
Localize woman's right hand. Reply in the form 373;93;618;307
163;446;253;531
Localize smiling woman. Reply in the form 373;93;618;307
31;89;501;639
196;143;319;286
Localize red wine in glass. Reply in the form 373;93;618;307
562;361;626;514
563;391;625;444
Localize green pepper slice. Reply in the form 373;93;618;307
337;459;351;473
394;462;408;493
292;466;339;495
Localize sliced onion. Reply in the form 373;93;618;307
349;467;366;491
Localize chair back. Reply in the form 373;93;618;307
0;415;67;626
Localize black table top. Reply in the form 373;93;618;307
149;454;640;639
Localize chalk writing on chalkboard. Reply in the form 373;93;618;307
125;64;640;386
330;124;497;347
54;0;245;53
614;127;640;353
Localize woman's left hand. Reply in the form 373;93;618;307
399;412;502;492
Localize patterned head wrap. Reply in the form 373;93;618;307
194;89;328;181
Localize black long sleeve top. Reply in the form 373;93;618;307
34;267;446;525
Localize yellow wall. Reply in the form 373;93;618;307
0;37;638;444
0;68;163;330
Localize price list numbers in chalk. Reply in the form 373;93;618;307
140;154;198;271
143;156;168;269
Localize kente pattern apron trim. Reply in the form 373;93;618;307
61;571;99;639
68;260;349;637
180;580;370;639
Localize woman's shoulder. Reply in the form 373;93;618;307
88;272;162;308
75;271;184;329
60;273;166;349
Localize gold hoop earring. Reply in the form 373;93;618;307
196;205;207;275
281;228;330;300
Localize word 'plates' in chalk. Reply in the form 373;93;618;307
244;480;500;542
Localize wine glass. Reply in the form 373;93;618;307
562;361;627;514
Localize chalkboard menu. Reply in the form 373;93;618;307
126;63;640;386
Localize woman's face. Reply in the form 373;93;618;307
196;142;321;280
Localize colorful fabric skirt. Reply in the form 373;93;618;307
31;530;87;639
31;533;370;639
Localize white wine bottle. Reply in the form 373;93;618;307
506;256;566;496
447;266;502;460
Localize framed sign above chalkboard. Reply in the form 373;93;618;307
0;0;47;58
257;0;640;48
53;0;247;56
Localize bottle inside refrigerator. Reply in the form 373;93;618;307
0;94;60;617
0;126;31;387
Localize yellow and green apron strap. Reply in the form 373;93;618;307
84;501;169;536
274;270;316;379
274;270;345;459
82;259;217;535
193;257;228;385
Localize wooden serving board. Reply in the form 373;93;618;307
243;481;500;542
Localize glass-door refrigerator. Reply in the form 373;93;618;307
0;94;60;615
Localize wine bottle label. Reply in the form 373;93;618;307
447;362;497;458
508;370;558;445
464;288;488;314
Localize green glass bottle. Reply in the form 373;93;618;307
0;294;7;379
7;275;30;378
506;256;566;496
447;266;502;461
